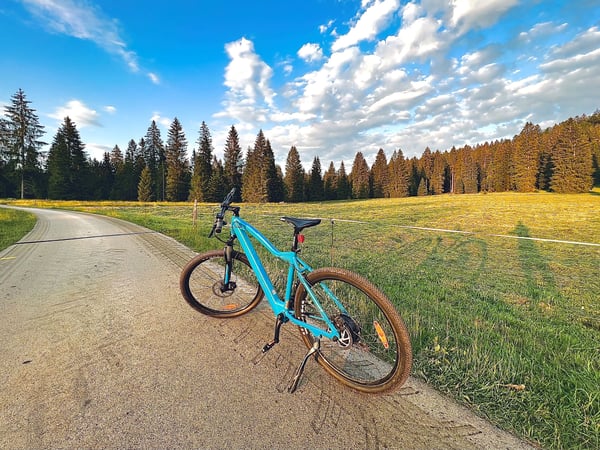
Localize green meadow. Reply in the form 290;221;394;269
2;191;599;449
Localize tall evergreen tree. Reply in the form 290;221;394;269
264;139;284;202
550;118;593;193
323;161;337;200
307;156;324;201
350;152;370;199
223;125;243;200
514;122;541;192
430;151;447;195
336;161;351;199
1;89;46;198
387;150;409;198
46;117;88;199
284;146;304;202
195;121;213;197
145;120;164;200
165;118;190;201
242;131;268;202
370;148;389;198
206;156;227;202
137;165;153;201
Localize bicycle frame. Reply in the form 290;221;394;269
226;214;342;341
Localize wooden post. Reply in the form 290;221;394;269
192;199;198;226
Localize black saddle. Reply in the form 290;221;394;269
280;216;321;233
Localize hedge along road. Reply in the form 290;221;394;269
0;207;535;449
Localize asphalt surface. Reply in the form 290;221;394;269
0;207;536;449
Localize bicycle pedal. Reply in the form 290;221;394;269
262;341;276;353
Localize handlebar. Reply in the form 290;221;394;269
208;187;238;238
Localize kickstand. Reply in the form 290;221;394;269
288;339;320;393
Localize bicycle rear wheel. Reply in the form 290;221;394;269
294;267;412;393
180;249;263;317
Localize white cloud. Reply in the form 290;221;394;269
298;43;324;63
148;72;160;84
449;0;518;33
223;37;275;114
49;100;100;127
150;112;172;129
332;0;400;52
104;105;117;114
21;0;157;81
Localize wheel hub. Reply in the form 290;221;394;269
333;314;361;349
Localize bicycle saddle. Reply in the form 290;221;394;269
280;216;321;233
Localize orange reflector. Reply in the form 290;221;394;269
223;304;239;310
373;320;389;349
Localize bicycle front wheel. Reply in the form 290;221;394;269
294;267;412;393
180;249;263;317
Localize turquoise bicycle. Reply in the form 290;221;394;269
180;188;412;393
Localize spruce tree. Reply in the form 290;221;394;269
196;121;213;196
223;125;243;199
165;118;190;201
350;152;370;199
336;161;350;200
145;120;164;200
284;146;304;202
323;161;337;200
2;89;46;198
242;131;268;202
370;149;389;198
514;122;541;192
307;156;324;201
46;117;88;199
550;119;593;193
137;165;153;201
264;139;284;202
387;150;409;198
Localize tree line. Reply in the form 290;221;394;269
1;89;599;202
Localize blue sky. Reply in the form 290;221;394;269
1;0;599;170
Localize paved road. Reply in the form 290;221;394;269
0;207;535;449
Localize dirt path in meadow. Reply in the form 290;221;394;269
0;207;537;449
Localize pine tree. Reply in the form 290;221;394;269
336;161;350;199
350;152;370;199
370;149;389;198
307;156;324;201
420;147;434;194
430;151;447;195
242;131;268;202
145;120;164;200
323;161;337;200
165;118;190;201
195;121;213;197
223;125;243;199
264;139;284;202
514;122;541;192
46;117;88;199
2;89;46;198
137;165;153;201
550;119;593;193
387;150;409;198
206;156;226;202
284;146;304;202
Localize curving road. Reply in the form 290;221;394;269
0;207;534;449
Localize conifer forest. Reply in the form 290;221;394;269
1;89;599;201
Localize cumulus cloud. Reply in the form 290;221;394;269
214;1;600;168
50;100;101;127
332;0;399;52
298;43;324;63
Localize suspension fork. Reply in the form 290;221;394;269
221;236;237;291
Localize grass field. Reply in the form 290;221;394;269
0;207;37;250
2;191;599;449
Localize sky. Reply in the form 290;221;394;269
1;0;599;170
